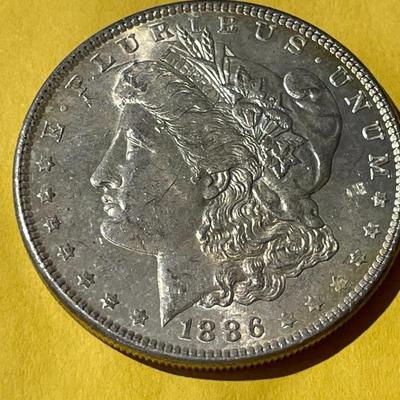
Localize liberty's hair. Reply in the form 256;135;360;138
114;60;338;307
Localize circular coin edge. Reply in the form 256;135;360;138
13;0;400;368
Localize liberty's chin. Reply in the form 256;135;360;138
100;217;131;251
100;214;159;256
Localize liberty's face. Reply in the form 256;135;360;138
90;105;205;255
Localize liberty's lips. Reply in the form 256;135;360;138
101;193;125;218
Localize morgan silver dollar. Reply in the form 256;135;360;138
14;1;400;368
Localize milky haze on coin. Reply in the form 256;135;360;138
14;1;400;367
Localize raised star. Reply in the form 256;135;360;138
280;311;297;329
37;187;55;203
35;155;55;172
101;293;119;310
346;182;367;198
43;215;61;233
130;309;149;326
57;243;75;261
305;295;323;312
363;222;380;239
330;275;348;292
77;271;95;289
349;249;367;267
371;191;388;208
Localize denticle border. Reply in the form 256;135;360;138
14;1;400;369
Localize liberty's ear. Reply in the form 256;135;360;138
283;69;340;117
201;171;231;200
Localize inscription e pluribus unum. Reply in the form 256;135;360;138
87;14;390;184
56;13;392;202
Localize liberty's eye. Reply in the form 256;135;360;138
125;129;155;159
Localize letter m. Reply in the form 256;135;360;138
369;154;391;180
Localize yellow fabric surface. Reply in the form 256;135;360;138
1;1;400;399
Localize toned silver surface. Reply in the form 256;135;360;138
14;1;400;367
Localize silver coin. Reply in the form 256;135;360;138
14;1;400;368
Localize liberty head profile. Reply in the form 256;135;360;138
90;27;341;326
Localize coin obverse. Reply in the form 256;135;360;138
14;1;400;368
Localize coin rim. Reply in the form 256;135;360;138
13;0;400;368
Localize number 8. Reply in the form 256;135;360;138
198;320;215;342
224;320;241;342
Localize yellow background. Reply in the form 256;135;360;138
1;1;400;399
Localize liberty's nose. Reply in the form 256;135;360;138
90;127;126;189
